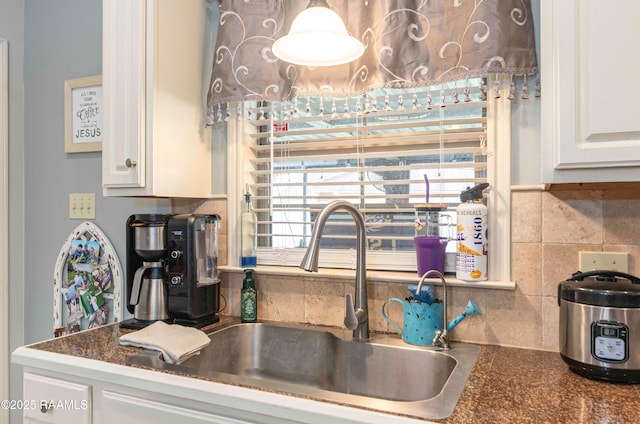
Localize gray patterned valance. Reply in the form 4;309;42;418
207;0;538;117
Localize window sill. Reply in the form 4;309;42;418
219;265;516;290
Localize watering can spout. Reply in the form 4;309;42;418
447;299;482;332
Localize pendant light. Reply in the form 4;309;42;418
272;0;364;67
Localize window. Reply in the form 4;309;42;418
227;77;511;281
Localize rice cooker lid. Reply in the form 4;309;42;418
559;270;640;308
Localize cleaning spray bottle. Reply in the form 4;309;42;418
456;183;489;281
239;184;257;268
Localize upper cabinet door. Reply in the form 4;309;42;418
102;0;146;189
102;0;213;198
541;0;640;183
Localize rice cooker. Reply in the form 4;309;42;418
558;270;640;383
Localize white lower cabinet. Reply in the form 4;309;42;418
22;371;281;424
22;373;90;424
22;373;255;424
14;350;417;424
99;391;251;424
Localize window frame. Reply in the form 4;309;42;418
225;77;512;282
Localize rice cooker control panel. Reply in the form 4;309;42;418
591;321;628;363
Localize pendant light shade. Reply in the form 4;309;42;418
272;1;364;67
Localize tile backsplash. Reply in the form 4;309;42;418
172;185;640;352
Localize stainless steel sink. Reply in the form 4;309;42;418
127;321;480;420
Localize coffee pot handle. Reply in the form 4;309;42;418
129;263;151;306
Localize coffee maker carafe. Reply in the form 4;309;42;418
122;214;172;329
130;261;169;321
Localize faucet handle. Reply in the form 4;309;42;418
432;329;450;351
344;294;358;330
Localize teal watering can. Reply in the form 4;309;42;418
383;270;482;347
382;298;481;346
382;297;443;346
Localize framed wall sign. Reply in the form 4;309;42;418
64;75;103;153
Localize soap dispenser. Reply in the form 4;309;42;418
241;269;257;323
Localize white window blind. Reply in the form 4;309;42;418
242;80;492;273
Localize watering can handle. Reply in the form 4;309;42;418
381;298;405;336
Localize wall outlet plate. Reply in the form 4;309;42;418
579;251;629;273
69;193;96;219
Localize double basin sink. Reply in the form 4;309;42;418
127;321;480;420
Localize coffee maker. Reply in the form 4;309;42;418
166;214;221;327
121;214;173;329
121;214;221;329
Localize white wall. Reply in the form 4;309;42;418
1;1;26;422
511;0;542;185
22;0;171;344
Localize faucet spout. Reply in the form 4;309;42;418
300;200;369;341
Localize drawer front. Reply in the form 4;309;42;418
101;390;250;424
23;373;90;424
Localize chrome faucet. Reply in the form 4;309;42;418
299;200;369;341
415;269;450;350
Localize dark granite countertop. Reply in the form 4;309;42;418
24;320;640;423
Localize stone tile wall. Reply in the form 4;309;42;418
511;187;640;351
172;186;640;352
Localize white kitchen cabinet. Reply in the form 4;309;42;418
22;373;90;424
99;391;252;424
14;345;417;424
21;372;256;424
541;0;640;183
102;0;213;197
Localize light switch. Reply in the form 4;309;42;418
69;193;96;219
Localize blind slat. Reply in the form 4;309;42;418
260;193;464;201
254;207;448;214
251;162;486;177
251;146;485;165
257;234;416;241
249;117;487;140
251;130;486;151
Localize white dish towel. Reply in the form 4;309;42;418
119;321;210;364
